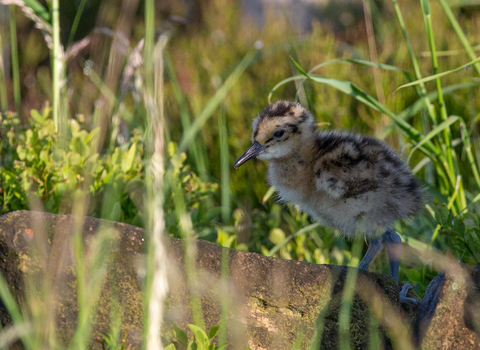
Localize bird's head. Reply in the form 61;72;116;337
234;101;316;168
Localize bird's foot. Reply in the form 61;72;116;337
399;283;418;304
358;228;400;282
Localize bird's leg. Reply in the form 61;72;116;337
359;228;418;304
357;236;384;272
381;227;401;282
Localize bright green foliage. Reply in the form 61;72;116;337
0;107;218;239
98;331;129;350
433;200;480;265
167;324;225;350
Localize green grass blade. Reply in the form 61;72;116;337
262;186;276;204
407;116;459;160
266;223;319;256
9;5;20;113
394;56;480;92
290;58;414;103
270;73;438;157
338;241;362;350
23;0;50;23
51;0;62;134
420;0;463;210
0;273;31;348
460;120;480;190
218;105;231;224
397;81;480;121
438;0;480;75
176;49;257;156
392;0;438;125
0;26;8;112
308;58;410;75
289;56;309;77
67;0;88;47
380;80;480;139
0;323;31;349
164;51;206;177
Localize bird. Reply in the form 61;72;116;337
233;100;423;303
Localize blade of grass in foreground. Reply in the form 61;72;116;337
0;274;31;348
338;240;362;350
23;0;50;23
266;223;319;257
143;4;170;347
0;323;31;349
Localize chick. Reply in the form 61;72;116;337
234;101;423;302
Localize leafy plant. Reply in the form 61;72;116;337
0;107;218;238
166;324;225;350
98;331;130;350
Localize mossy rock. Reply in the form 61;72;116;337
415;264;480;349
0;211;418;349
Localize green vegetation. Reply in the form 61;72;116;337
1;0;480;348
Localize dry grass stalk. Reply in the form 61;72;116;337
0;0;53;50
145;32;170;350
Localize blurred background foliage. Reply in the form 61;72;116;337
1;0;480;296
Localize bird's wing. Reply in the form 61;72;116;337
313;141;379;199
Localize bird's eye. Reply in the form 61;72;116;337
274;130;285;138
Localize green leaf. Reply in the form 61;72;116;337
188;324;209;346
16;145;26;160
121;142;137;172
164;344;177;350
289;56;308;77
30;109;45;125
68;152;82;166
173;325;189;346
208;325;219;340
187;340;198;350
269;228;285;245
404;269;421;283
262;186;276;204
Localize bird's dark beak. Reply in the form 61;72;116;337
234;141;266;169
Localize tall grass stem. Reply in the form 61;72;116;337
438;0;480;75
51;0;62;133
9;5;20;113
143;5;170;348
218;105;231;224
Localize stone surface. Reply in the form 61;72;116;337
415;264;480;349
0;211;418;349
